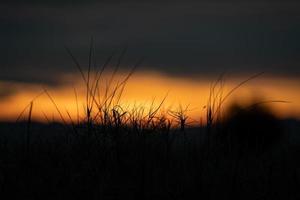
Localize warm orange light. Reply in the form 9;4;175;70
0;71;299;124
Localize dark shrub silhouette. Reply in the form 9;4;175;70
221;102;283;156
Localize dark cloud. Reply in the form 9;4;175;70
0;1;300;85
0;73;64;87
0;84;17;100
2;0;299;4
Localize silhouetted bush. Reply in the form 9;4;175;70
221;102;283;156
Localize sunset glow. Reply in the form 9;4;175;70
1;71;299;124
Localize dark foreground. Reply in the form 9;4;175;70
0;117;300;200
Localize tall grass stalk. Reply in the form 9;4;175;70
26;101;33;155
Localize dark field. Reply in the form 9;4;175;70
0;108;300;200
1;45;299;200
2;1;300;199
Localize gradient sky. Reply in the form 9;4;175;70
1;0;300;121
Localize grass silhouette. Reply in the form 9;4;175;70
0;44;299;200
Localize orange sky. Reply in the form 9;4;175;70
0;71;299;124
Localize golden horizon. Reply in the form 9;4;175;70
0;70;299;124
